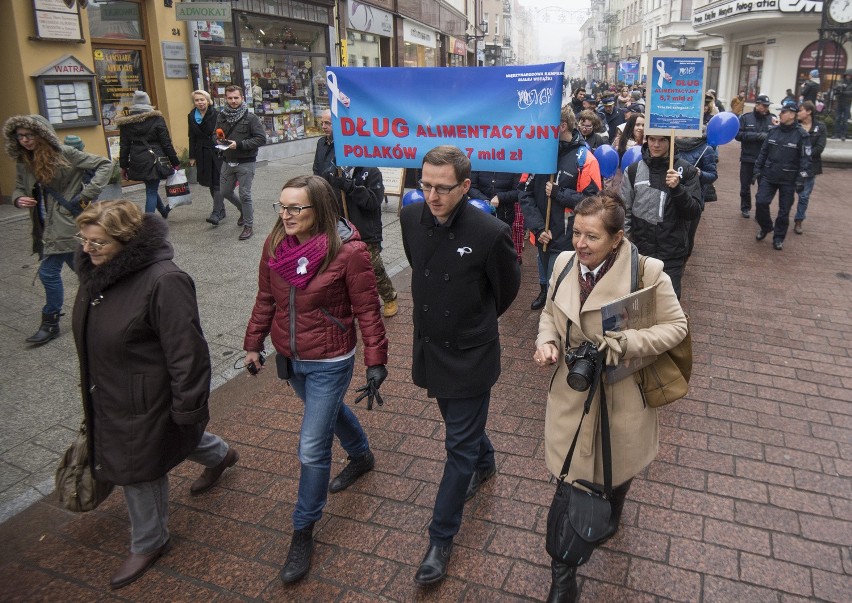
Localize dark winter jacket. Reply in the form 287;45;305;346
736;109;777;163
313;136;336;176
214;110;266;163
755;122;811;185
581;131;607;151
72;216;210;485
4;114;111;257
800;79;819;103
622;145;703;261
805;119;827;176
400;199;520;399
597;106;626;142
675;136;718;208
571;97;585;115
468;171;522;227
115;110;180;178
520;132;602;253
243;219;388;367
328;167;386;244
834;77;852;107
187;107;222;188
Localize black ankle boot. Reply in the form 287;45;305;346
329;450;375;493
531;284;547;310
601;478;633;543
26;312;62;345
546;559;578;603
279;525;314;583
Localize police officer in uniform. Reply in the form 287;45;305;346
753;100;811;251
735;94;777;218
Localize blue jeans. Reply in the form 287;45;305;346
537;248;561;286
429;391;494;545
288;355;367;530
144;180;167;215
39;252;75;314
795;176;815;221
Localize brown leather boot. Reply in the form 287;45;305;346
190;447;239;495
110;539;171;589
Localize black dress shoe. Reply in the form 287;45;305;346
773;240;783;250
414;542;453;585
755;229;771;241
464;464;496;502
110;539;171;590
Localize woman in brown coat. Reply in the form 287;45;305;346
533;192;688;602
71;200;238;590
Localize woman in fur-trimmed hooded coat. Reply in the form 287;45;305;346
115;90;180;217
3;114;111;345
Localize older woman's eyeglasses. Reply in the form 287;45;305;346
272;202;314;216
418;180;461;196
73;233;110;250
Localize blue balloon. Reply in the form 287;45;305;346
594;144;619;178
402;188;425;207
621;145;642;172
706;111;740;146
468;197;495;215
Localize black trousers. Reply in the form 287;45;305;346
428;391;495;545
663;257;686;300
739;161;756;212
755;179;796;242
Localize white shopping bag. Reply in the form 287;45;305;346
165;169;192;209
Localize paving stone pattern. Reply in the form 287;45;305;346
0;144;850;601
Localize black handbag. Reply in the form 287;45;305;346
545;351;613;566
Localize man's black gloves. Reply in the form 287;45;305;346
329;174;355;194
751;172;761;185
353;365;388;410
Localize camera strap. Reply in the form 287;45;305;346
556;352;612;499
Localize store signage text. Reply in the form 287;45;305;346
175;2;232;22
694;0;821;24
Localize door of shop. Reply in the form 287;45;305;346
202;53;241;110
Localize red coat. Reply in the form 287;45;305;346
244;220;388;366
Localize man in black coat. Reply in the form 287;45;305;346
735;94;777;218
597;95;626;142
832;69;852;140
314;109;398;316
400;145;520;586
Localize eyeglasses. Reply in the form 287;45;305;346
272;202;314;216
418;180;462;196
74;233;110;250
16;133;36;141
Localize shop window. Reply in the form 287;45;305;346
404;43;436;67
197;20;236;47
347;31;381;68
246;53;327;142
86;0;143;40
204;55;238;109
738;43;764;103
238;13;325;53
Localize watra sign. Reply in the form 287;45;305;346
174;2;232;22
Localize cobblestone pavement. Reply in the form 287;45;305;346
1;143;850;601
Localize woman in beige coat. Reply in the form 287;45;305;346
534;191;688;602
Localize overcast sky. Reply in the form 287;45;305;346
517;0;589;64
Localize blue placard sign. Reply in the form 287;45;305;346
645;51;708;137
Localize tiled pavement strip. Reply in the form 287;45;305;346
0;143;850;601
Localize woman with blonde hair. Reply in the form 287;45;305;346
187;89;225;225
243;175;388;584
3;114;112;345
72;200;238;589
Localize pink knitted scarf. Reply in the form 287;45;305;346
268;233;329;289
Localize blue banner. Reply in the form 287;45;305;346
617;60;639;85
326;63;564;173
646;52;707;136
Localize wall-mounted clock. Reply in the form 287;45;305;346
826;0;852;27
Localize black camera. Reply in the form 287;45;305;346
246;352;266;376
564;341;599;391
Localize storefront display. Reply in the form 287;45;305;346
738;43;764;103
403;20;437;67
198;4;331;146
